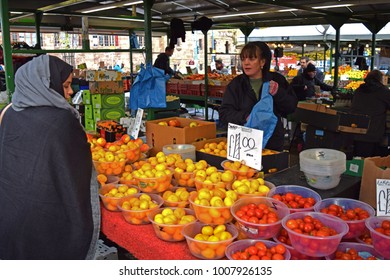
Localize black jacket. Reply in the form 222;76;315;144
219;71;297;151
291;71;333;101
351;80;390;143
154;53;173;75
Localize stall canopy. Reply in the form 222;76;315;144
4;1;390;33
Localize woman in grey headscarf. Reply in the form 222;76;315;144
0;55;100;259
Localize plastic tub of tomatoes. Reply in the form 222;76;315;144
273;229;324;260
325;242;383;260
182;222;238;260
231;197;290;240
282;212;349;257
313;197;375;240
365;216;390;259
267;185;321;213
225;239;291;260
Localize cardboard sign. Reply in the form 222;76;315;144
376;179;390;216
227;123;263;171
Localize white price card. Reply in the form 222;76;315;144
376;179;390;216
129;108;144;139
227;123;263;171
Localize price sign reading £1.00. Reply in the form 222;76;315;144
227;123;263;171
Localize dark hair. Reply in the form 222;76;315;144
215;59;222;64
300;56;310;62
240;41;272;74
364;69;383;83
165;46;174;52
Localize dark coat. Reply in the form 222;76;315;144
351;79;390;143
291;70;333;101
154;53;173;75
219;71;297;151
0;106;93;259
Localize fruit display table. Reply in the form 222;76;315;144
101;205;197;260
265;165;361;200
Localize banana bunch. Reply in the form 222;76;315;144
344;70;367;80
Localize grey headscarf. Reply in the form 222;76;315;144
11;55;80;119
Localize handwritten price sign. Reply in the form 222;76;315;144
376;179;390;216
227;123;263;171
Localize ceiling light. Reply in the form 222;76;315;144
213;11;266;19
312;4;353;9
278;9;298;12
81;5;116;13
123;1;143;6
79;0;143;14
97;16;144;22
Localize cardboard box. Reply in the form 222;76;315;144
345;158;365;177
146;117;217;156
84;117;95;131
93;108;126;121
360;155;390;208
91;93;125;109
192;137;290;174
89;81;124;94
85;104;94;120
82;90;91;105
85;70;122;82
297;102;337;115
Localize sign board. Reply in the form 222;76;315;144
226;123;263;171
129;108;144;139
376;179;390;216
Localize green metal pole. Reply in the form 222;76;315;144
203;30;209;121
129;29;134;84
371;33;376;70
0;0;15;101
143;0;154;64
81;16;90;50
329;42;333;75
34;12;43;48
333;28;341;90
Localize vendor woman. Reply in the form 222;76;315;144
219;41;297;151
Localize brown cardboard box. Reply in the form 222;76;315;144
89;81;124;94
146;117;217;156
297;102;337;115
360;155;390;209
192;137;290;174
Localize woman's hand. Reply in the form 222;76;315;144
269;80;279;96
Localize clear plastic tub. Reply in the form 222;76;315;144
299;148;346;176
302;172;342;190
365;216;390;259
225;239;291;260
314;198;375;240
163;144;196;161
325;242;383;260
281;212;349;257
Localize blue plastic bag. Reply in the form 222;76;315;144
129;63;170;110
244;81;277;148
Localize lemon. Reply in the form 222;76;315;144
161;208;174;217
201;225;214;236
213;225;226;235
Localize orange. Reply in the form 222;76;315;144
97;174;108;184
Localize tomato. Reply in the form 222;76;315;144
286;219;298;230
382;220;390;230
248;216;259;224
285;192;294;202
255;241;267;252
235;210;245;218
246;245;258;256
275;244;286;255
254;208;264;218
246;208;255;217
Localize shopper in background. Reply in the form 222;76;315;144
154;46;175;76
214;59;229;75
350;69;390;157
0;55;99;260
297;56;310;75
297;56;324;82
291;62;333;101
219;41;297;151
308;60;325;82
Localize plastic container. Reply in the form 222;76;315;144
314;198;375;240
188;192;233;225
299;148;346;190
225;239;291;260
273;230;324;260
325;242;383;260
161;187;195;208
365;216;390;259
267;185;322;213
117;193;164;225
135;172;173;193
281;212;349;257
93;159;127;176
221;160;260;180
231;197;290;240
163;144;196;162
194;170;235;191
98;184;139;211
236;180;276;198
147;207;197;242
182;222;238;259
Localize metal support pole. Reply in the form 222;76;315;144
371;33;376;70
203;30;209;121
239;27;254;44
143;0;154;64
82;17;90;50
34;12;43;48
333;28;341;90
0;0;15;101
129;30;134;83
